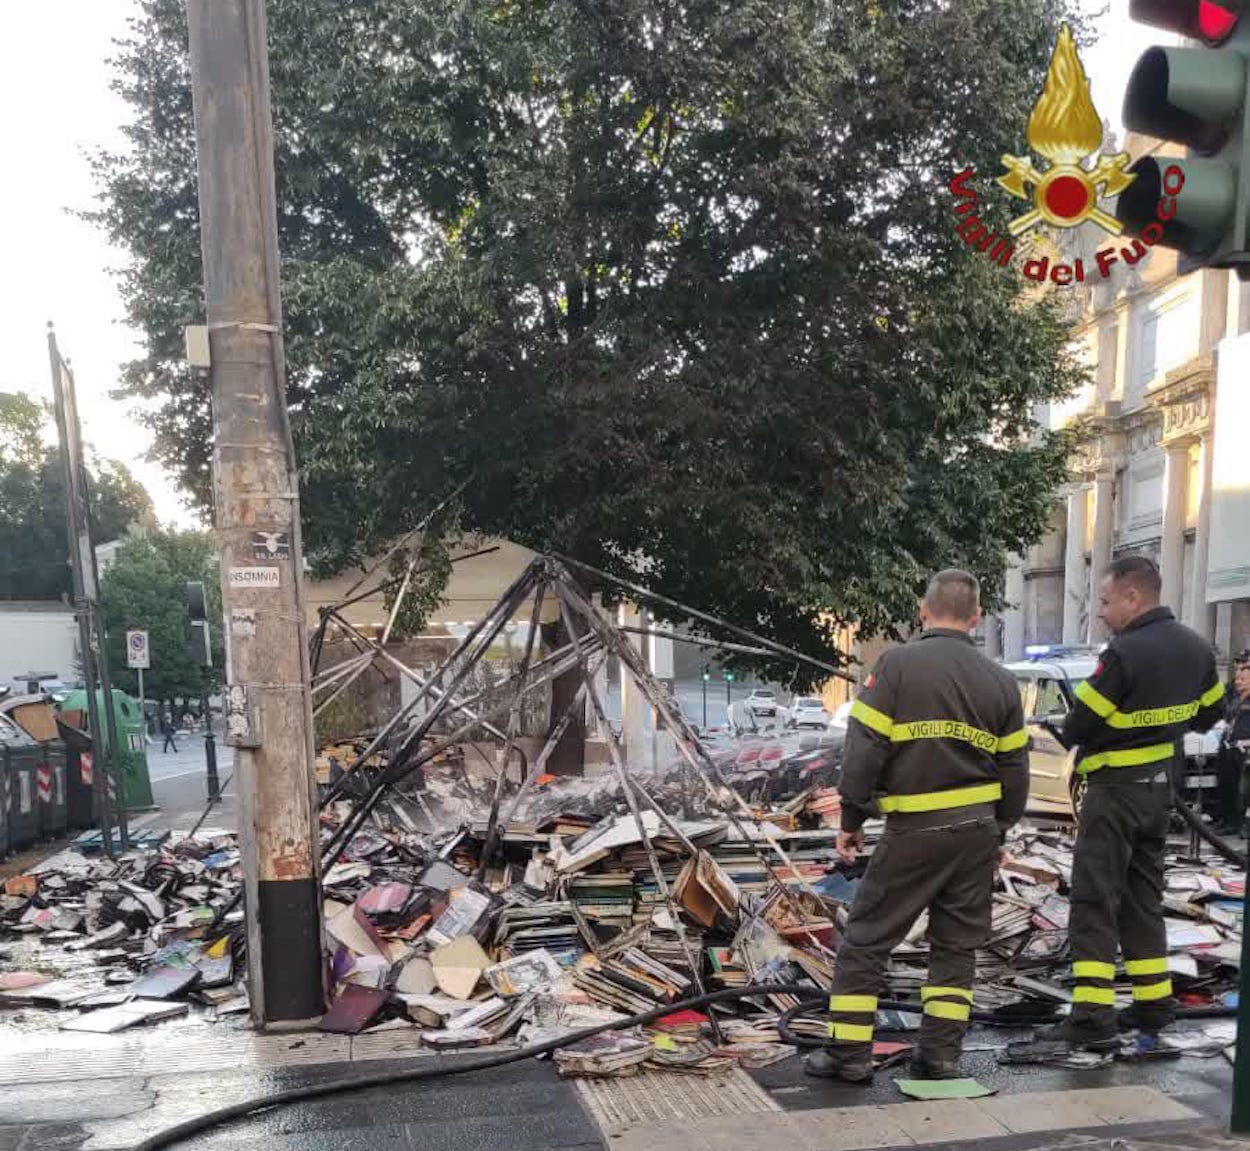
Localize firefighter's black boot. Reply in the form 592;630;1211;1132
1033;1015;1119;1051
1117;1004;1175;1035
909;1051;962;1079
804;1046;873;1083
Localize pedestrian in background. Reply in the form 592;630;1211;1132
161;715;179;754
1215;651;1250;836
805;569;1028;1083
1033;556;1223;1050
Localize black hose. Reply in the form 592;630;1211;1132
133;979;1239;1151
132;983;809;1151
774;994;1239;1050
774;996;1066;1049
1171;783;1248;867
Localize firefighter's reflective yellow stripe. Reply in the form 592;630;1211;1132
831;1022;874;1042
851;701;1028;756
1072;985;1117;1005
890;719;998;753
1073;960;1116;980
879;782;1002;814
830;994;878;1013
1124;957;1168;976
1078;678;1224;730
924;1000;970;1021
1108;701;1199;729
996;727;1029;753
1132;979;1174;1001
850;699;894;738
1076;742;1174;776
1075;680;1117;718
921;986;974;1003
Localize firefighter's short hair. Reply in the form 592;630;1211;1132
1106;554;1162;599
924;569;980;621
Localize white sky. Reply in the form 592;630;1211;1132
0;0;1146;531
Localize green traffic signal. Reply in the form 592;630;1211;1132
1123;46;1242;152
1118;156;1237;267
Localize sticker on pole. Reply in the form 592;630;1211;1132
228;567;280;589
250;531;291;560
126;630;151;669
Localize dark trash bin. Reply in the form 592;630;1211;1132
1;718;40;852
57;720;98;832
36;741;68;840
0;748;8;859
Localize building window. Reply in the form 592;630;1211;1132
1135;289;1199;403
1138;312;1158;396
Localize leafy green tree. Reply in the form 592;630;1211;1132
93;0;1086;679
0;392;152;600
99;531;224;705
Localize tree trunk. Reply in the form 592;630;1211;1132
542;618;586;776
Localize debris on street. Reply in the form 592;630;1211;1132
0;555;1243;1080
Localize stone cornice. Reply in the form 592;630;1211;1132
1145;353;1214;446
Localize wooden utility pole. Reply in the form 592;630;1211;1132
185;0;324;1024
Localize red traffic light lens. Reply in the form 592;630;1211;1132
1130;0;1241;42
1199;0;1239;41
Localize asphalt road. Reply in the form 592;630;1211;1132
140;733;236;834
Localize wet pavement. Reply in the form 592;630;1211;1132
0;1017;1238;1151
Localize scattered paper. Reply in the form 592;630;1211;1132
430;935;491;1000
896;1078;996;1100
62;1000;189;1033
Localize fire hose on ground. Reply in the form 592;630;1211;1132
133;982;1237;1151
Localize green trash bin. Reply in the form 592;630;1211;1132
55;689;155;812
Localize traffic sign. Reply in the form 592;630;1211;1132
126;630;151;670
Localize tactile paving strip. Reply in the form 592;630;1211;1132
574;1066;780;1135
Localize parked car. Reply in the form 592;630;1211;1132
787;696;829;729
743;689;779;718
1005;648;1101;818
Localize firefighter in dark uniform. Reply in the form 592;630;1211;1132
804;570;1028;1083
1034;556;1223;1049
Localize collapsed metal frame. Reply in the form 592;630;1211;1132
310;545;851;984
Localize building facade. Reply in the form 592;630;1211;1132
995;135;1250;668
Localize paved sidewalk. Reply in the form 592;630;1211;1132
0;1002;1240;1151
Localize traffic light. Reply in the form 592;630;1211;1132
724;671;735;682
701;667;710;682
1116;0;1250;275
186;580;213;668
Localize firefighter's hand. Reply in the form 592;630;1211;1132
836;829;864;862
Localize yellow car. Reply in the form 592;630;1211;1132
1004;648;1102;818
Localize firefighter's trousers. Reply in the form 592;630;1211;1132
1068;771;1175;1028
827;811;999;1062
